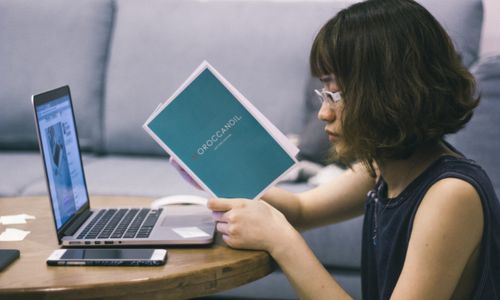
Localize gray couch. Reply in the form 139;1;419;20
1;0;498;299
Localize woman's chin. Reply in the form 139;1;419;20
331;142;350;161
333;142;345;155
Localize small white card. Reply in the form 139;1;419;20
0;214;36;225
172;227;210;239
0;228;31;241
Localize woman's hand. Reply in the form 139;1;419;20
208;198;297;254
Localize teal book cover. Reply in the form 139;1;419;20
144;61;298;199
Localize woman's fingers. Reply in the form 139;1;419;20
216;222;230;235
212;210;234;223
207;197;244;212
211;211;224;221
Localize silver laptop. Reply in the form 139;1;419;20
32;85;215;247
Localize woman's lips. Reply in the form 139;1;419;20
326;130;339;142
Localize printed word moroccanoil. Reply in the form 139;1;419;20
196;115;242;155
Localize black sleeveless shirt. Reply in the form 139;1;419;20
361;155;500;299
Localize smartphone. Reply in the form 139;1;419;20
0;249;20;271
47;248;167;266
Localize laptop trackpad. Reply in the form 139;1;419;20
161;215;213;227
160;205;214;227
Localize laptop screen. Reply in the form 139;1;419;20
35;92;88;230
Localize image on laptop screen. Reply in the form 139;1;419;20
35;95;88;230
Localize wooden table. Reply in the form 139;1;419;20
0;196;274;300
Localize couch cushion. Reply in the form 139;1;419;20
448;55;500;196
303;216;364;269
0;151;96;197
0;152;45;196
419;0;483;68
104;0;481;157
103;0;350;155
23;155;211;198
0;0;114;151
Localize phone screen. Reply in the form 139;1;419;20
61;249;155;260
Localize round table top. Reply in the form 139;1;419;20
0;196;274;300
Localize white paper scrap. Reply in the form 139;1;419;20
20;214;36;220
0;216;26;225
0;214;36;225
0;228;31;241
172;227;210;239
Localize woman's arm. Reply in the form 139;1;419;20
262;162;375;229
271;226;353;300
390;178;484;299
208;198;354;300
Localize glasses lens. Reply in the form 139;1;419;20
315;89;340;106
324;92;334;103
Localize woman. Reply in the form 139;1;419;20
207;0;500;298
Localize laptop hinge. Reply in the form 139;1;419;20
63;210;93;236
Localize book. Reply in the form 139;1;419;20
143;61;298;199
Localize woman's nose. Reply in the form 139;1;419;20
317;101;335;123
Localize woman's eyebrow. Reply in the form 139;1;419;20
319;75;336;83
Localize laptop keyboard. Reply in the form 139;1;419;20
76;208;163;240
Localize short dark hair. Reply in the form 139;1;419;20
310;0;479;170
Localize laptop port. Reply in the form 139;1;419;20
104;241;113;245
94;241;101;245
84;241;91;245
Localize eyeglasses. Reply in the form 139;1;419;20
314;88;343;107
